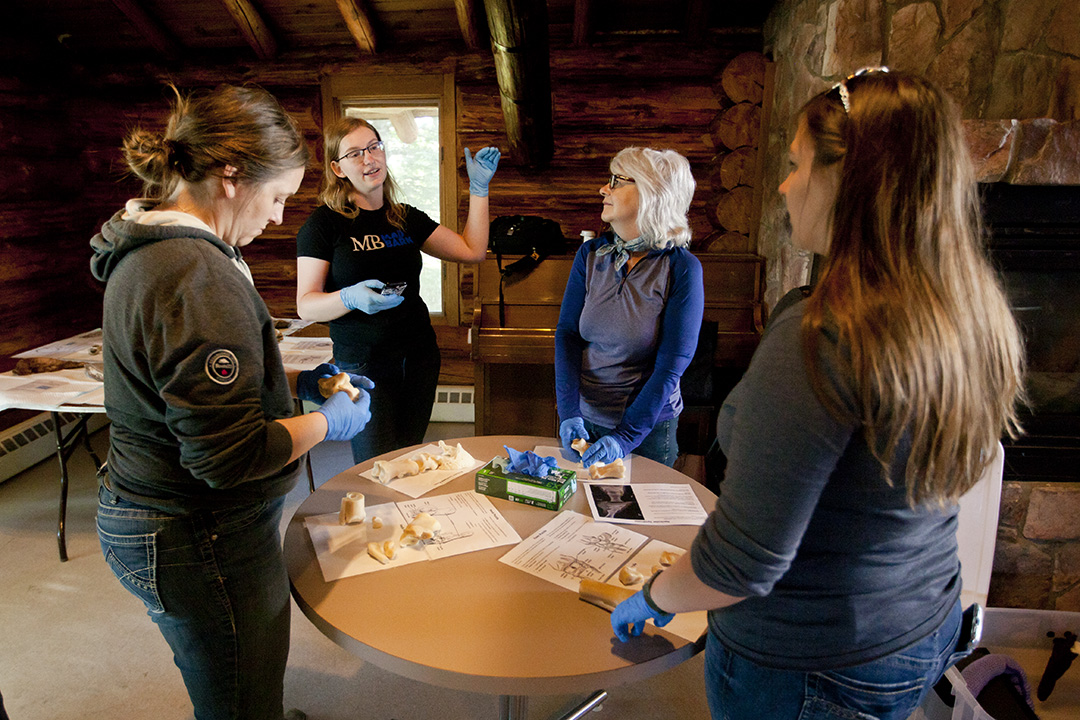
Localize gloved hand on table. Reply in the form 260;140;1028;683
314;386;372;441
340;279;404;314
464;146;501;197
559;417;588;458
611;589;675;642
581;435;624;467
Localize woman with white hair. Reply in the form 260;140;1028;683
556;147;704;467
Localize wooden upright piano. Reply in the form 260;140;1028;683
470;250;766;438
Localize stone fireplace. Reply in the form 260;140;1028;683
759;0;1080;611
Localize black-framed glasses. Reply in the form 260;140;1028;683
608;173;636;189
334;141;385;162
832;66;890;113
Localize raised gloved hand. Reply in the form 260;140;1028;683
581;435;624;467
314;386;372;442
611;589;675;642
340;279;405;315
296;363;341;404
464;146;501;197
559;417;588;458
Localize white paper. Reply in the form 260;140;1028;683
533;444;634;482
583;482;708;526
0;373;106;411
358;443;486;498
498;511;649;592
13;329;103;361
271;317;315;336
278;336;334;371
305;491;520;582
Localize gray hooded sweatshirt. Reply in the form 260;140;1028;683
90;201;298;512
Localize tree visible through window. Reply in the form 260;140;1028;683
343;105;443;313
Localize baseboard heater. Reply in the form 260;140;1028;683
431;385;475;423
0;412;109;483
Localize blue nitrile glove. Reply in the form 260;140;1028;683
464;146;501;197
314;387;372;442
503;446;559;477
340;279;405;314
581;435;624;467
296;363;341;404
559;417;588;458
611;590;675;642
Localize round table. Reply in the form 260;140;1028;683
283;435;716;719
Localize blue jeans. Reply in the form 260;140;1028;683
97;485;290;720
583;416;680;467
337;327;440;465
704;599;966;720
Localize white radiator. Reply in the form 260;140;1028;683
0;412;109;482
430;385;475;423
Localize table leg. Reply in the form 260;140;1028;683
51;411;98;562
553;690;607;720
499;695;528;720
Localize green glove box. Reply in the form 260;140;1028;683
475;459;577;511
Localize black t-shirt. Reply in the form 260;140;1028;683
296;203;439;358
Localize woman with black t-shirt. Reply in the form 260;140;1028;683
297;116;500;463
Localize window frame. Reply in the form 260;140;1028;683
321;73;460;325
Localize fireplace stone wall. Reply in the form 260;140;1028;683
761;0;1080;611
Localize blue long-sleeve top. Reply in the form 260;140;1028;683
554;234;704;454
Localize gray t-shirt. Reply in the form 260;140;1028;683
691;294;960;671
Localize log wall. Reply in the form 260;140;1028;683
0;36;765;427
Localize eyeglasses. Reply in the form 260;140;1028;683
608;173;636;189
832;66;890;114
334;141;385;162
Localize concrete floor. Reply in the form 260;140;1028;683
0;423;709;720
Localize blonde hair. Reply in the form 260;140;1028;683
610;147;695;249
800;70;1025;506
122;84;309;201
318;116;406;230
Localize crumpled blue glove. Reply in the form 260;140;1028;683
611;589;675;642
340;279;405;314
464;146;501;197
581;435;624;467
296;363;341;404
314;386;372;442
503;446;558;477
559;417;588;458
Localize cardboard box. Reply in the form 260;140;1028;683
475;459;577;511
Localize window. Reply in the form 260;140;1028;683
322;74;459;322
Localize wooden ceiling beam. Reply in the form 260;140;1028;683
483;0;554;168
573;0;591;45
110;0;181;60
334;0;377;54
218;0;278;59
454;0;486;50
685;0;708;43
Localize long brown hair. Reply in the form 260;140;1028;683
799;70;1025;506
318;116;406;229
122;84;309;202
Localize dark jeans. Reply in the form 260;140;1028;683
583;415;680;467
337;326;441;465
704;599;967;720
97;485;290;720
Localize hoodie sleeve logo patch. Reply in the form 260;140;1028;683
205;349;239;385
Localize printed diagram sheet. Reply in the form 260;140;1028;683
13;329;103;361
501;512;708;642
0;372;105;411
584;482;709;526
499;511;649;592
305;491;521;582
357;443;486;498
278;336;334;371
534;444;634;482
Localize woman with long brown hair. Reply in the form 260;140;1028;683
610;69;1025;720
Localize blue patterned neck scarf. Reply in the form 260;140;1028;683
595;234;649;271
